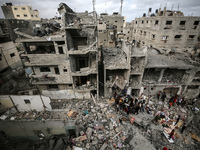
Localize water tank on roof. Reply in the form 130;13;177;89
5;3;12;6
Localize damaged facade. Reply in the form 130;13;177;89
16;3;99;100
131;7;200;53
1;3;40;21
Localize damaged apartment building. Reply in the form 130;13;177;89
0;3;99;143
100;7;200;99
129;7;200;98
131;7;200;52
17;3;99;100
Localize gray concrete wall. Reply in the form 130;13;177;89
132;16;200;50
0;120;75;140
0;41;22;71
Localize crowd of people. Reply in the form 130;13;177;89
113;91;151;116
156;91;198;109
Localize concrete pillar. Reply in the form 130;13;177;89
177;86;182;95
104;67;106;97
53;41;59;54
182;85;188;95
158;69;165;83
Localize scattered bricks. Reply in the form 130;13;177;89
80;135;87;142
100;143;108;150
68;110;74;117
86;128;93;138
80;131;84;136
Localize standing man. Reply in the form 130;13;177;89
181;123;187;134
175;115;181;126
157;91;161;101
161;92;166;102
168;129;175;140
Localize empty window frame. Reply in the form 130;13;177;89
24;99;31;104
155;20;159;25
194;21;199;25
40;67;51;72
115;20;118;22
58;47;64;54
14;8;18;10
144;31;146;36
48;85;58;90
166;21;172;25
162;36;169;40
135;21;137;24
99;30;103;33
0;54;2;61
22;7;26;10
24;14;28;17
188;35;195;39
142;20;144;24
10;53;15;57
35;15;38;17
56;41;65;45
152;34;155;39
54;67;60;74
174;35;182;39
63;69;68;72
180;21;186;25
16;15;20;17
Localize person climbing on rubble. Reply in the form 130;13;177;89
114;90;118;99
173;96;177;106
157;91;161;101
135;104;139;115
175;115;181;126
141;102;145;112
119;98;123;110
162;147;168;150
146;105;152;114
181;123;187;134
161;92;166;102
168;129;175;140
177;97;182;106
169;101;173;109
139;102;142;112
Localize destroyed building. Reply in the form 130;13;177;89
16;3;99;100
97;12;126;48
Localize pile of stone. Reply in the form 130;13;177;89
66;99;134;149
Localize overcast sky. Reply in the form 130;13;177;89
0;0;200;22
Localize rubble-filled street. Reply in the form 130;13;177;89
0;92;200;150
